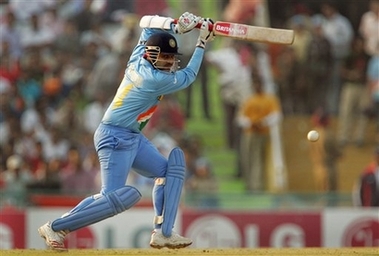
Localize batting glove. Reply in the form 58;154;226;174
196;18;215;49
174;12;202;34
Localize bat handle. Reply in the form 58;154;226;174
173;19;213;31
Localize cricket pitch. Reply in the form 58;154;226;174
1;248;378;256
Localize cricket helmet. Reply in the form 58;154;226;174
145;32;181;71
145;32;182;55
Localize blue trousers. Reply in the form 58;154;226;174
51;123;169;232
94;123;167;193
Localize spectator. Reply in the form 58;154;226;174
337;36;371;147
79;17;112;58
42;67;63;107
0;40;21;85
52;97;83;142
185;157;219;209
179;0;211;120
276;46;298;115
180;32;212;120
179;133;218;208
60;145;81;179
53;18;81;56
40;5;65;39
84;47;128;102
353;146;379;207
13;127;39;169
52;50;83;98
82;93;109;135
0;78;14;146
109;13;140;57
237;75;282;192
206;40;252;150
28;158;61;194
20;96;52;142
1;154;33;205
288;14;312;65
366;53;379;143
78;31;103;84
0;8;23;61
19;12;55;52
206;40;255;179
8;0;54;21
41;126;70;162
359;1;379;144
61;146;97;195
359;0;379;56
181;134;206;179
309;108;342;192
16;67;42;108
285;13;312;114
3;107;23;150
26;140;45;177
320;2;354;115
306;15;333;114
71;0;98;33
21;49;49;85
82;149;101;192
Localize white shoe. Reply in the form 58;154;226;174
38;222;68;251
150;229;192;249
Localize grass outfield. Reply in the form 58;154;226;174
1;248;379;256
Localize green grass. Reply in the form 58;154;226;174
166;0;246;195
176;66;244;194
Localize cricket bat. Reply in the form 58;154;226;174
175;19;295;45
140;15;294;45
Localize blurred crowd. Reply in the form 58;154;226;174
278;1;379;197
0;0;219;207
274;1;379;147
0;0;378;208
0;0;130;205
205;0;378;193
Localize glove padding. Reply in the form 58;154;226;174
196;18;215;49
174;12;202;34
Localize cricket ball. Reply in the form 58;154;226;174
307;130;319;142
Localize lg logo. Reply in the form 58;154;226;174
342;218;379;247
185;214;307;248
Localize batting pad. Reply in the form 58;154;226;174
52;186;141;232
161;147;185;237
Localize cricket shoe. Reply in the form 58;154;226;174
150;229;192;249
38;222;68;251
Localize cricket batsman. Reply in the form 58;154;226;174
38;12;214;251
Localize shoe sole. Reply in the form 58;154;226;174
38;227;68;252
150;242;192;249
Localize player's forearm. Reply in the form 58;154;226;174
186;47;205;76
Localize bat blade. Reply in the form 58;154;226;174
213;21;294;45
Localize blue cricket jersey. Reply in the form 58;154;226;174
101;27;204;132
